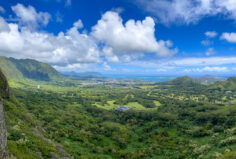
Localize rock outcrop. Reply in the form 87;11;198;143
0;69;9;159
0;100;8;159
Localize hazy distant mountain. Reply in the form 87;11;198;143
159;76;203;90
195;75;225;85
62;71;103;80
0;56;62;81
208;77;236;91
168;76;199;86
62;71;102;77
160;76;228;90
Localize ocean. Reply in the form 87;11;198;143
102;75;175;82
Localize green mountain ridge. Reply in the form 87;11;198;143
208;77;236;91
169;76;199;85
159;76;204;90
0;56;62;81
195;75;225;85
162;76;236;91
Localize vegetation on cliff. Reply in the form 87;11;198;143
0;69;10;99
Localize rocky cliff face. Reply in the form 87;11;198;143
0;69;9;159
0;100;8;159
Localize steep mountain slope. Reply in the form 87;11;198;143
0;56;62;81
0;56;23;81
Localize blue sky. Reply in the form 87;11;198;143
0;0;236;76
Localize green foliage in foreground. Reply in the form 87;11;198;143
4;97;58;159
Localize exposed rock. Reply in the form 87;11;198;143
0;100;8;159
0;69;9;159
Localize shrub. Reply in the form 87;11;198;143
219;136;236;147
224;127;236;136
213;125;224;132
193;144;211;156
210;133;219;144
223;150;236;159
188;126;209;137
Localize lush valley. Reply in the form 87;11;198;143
0;58;236;159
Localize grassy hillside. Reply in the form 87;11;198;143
0;56;62;81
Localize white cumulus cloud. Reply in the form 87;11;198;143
164;57;236;67
0;4;182;73
54;63;99;73
102;47;119;62
0;17;10;32
103;62;111;70
11;3;51;29
205;31;218;38
0;18;101;66
91;11;177;59
0;5;180;72
184;66;228;73
134;0;236;25
220;32;236;43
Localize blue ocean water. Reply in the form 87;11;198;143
102;75;175;82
